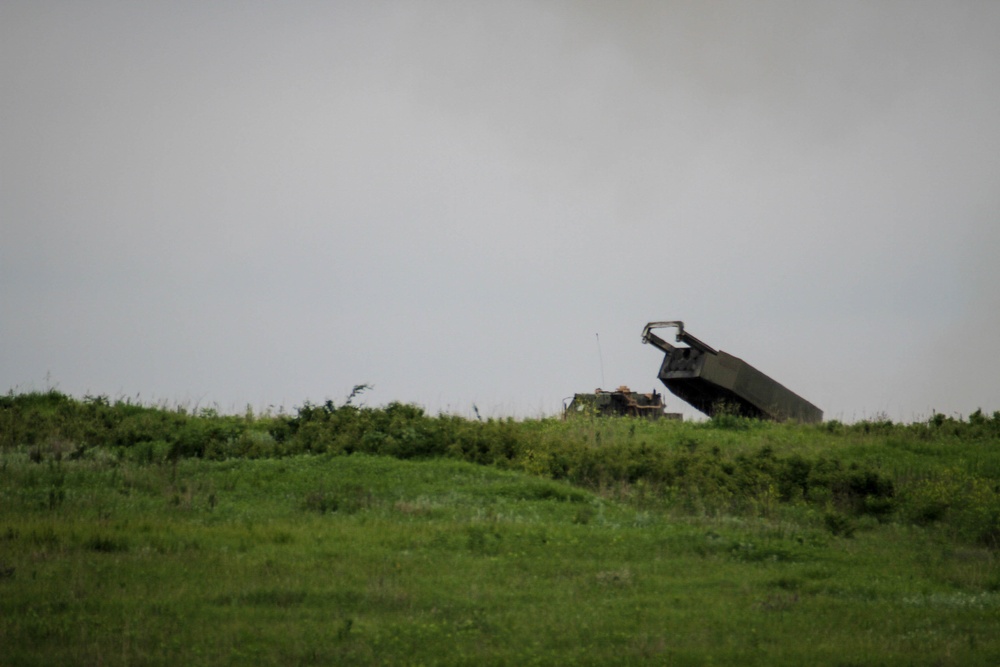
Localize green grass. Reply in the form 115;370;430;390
2;452;999;666
2;391;1000;664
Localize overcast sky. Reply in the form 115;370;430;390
3;1;998;421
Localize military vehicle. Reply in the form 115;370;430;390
563;386;680;420
641;321;822;423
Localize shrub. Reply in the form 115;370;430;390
823;512;856;538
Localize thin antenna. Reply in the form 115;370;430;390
595;333;606;389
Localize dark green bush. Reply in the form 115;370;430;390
4;390;998;548
823;512;856;538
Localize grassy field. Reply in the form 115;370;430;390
2;391;999;665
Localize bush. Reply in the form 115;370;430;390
4;391;999;549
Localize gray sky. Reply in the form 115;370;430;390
3;1;998;421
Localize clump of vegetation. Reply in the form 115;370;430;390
3;389;1000;546
2;389;1000;664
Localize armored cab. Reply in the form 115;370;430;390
641;321;822;423
564;386;679;420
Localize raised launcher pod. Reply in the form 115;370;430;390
641;321;823;423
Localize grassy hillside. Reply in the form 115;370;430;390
2;391;999;665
